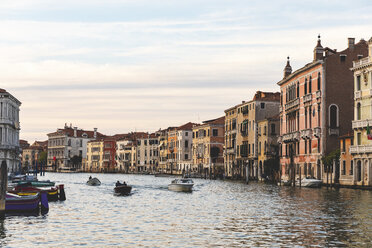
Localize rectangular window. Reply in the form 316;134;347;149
357;75;361;91
185;154;188;160
350;161;354;175
185;132;188;136
213;129;218;136
357;133;361;145
185;140;188;148
261;103;265;109
342;161;346;175
342;139;346;152
304;141;307;154
309;139;311;154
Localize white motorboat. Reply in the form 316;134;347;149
87;177;101;186
168;178;194;192
299;177;322;188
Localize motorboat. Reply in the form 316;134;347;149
299;177;322;188
5;192;49;214
87;177;101;186
9;183;66;201
17;180;55;187
114;184;132;195
168;178;194;192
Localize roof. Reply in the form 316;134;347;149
177;122;198;131
252;91;280;102
202;116;225;125
47;127;104;138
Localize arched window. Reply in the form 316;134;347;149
329;104;339;128
317;72;321;90
297;82;299;97
357;102;361;120
309;76;312;93
304;78;308;95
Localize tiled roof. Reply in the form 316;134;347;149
48;127;104;138
202;116;225;125
252;91;280;101
177;122;198;131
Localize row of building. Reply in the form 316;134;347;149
2;35;372;187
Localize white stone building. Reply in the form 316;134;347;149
0;89;21;173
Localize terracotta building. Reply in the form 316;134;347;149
277;36;368;183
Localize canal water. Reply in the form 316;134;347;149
1;173;372;247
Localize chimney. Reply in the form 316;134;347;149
242;101;245;104
368;37;372;57
94;128;97;139
348;38;355;49
283;56;292;78
73;127;77;137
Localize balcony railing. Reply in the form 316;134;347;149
328;127;339;136
226;147;235;154
352;119;372;129
285;98;300;111
314;127;321;137
353;57;371;68
303;94;312;103
350;145;372;154
354;91;361;100
301;129;313;139
316;90;321;99
282;131;300;143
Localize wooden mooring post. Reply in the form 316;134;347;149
0;161;7;217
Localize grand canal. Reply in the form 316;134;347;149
1;173;372;247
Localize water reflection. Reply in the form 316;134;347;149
1;173;372;247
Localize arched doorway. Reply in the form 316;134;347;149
259;161;263;179
317;160;321;180
357;160;362;182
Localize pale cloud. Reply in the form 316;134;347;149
0;0;371;141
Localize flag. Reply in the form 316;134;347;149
367;124;372;140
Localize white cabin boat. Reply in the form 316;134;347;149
299;177;322;188
168;179;194;192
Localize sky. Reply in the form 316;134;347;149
1;0;372;142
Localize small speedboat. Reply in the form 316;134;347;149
168;178;194;192
87;177;101;186
5;192;49;214
17;180;55;187
299;177;322;188
114;185;132;195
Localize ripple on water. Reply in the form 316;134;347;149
2;173;372;247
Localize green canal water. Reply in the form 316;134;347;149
1;173;371;247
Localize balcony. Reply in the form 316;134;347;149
226;147;235;154
303;94;312;103
301;129;313;139
353;57;371;68
352;119;372;129
328;127;339;136
354;91;361;100
316;90;321;99
314;127;321;137
285;98;300;111
282;131;300;143
350;145;372;154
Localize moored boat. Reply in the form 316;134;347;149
9;184;66;201
299;177;322;188
87;177;101;186
17;180;55;187
168;178;194;192
5;192;49;214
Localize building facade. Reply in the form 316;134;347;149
350;37;372;186
137;133;159;174
192;117;224;178
0;89;21;173
175;122;194;175
224;107;238;178
339;133;354;186
278;36;368;183
47;125;101;171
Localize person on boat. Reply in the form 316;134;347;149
89;176;92;180
122;181;127;186
116;181;122;187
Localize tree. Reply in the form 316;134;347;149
322;149;340;172
38;151;47;165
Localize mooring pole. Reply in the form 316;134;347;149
0;161;7;217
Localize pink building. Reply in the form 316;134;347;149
277;36;368;183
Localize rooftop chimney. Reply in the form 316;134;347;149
368;37;372;57
348;37;355;49
94;128;97;139
73;127;77;137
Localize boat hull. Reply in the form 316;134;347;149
114;185;132;195
5;192;49;214
87;178;101;186
301;179;322;188
168;184;193;192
